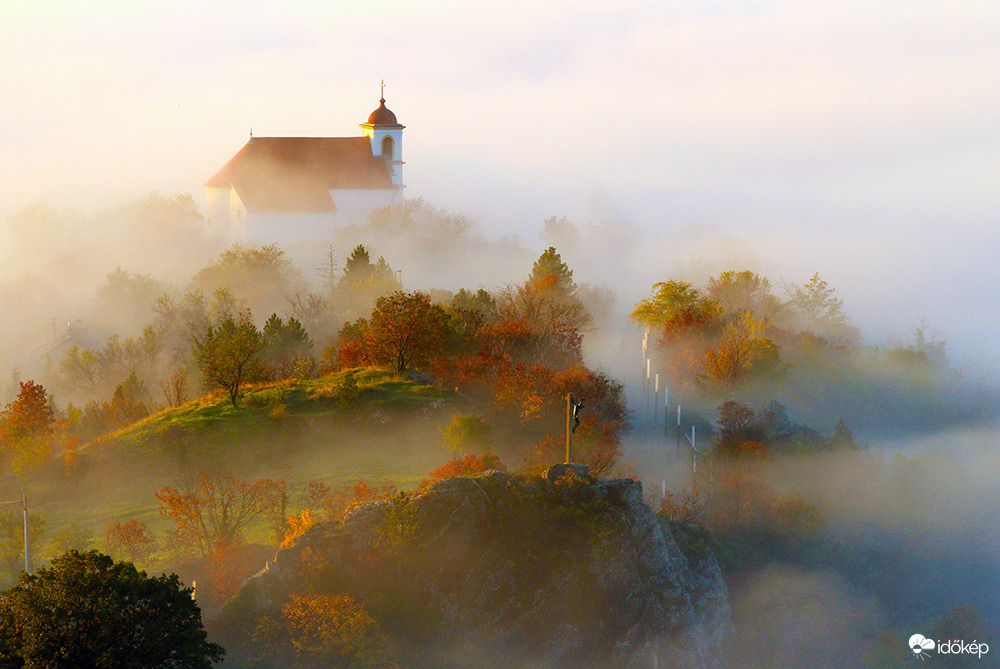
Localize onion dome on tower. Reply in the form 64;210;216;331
367;97;398;126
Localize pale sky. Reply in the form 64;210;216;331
1;0;998;359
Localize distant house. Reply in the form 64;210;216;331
205;94;405;245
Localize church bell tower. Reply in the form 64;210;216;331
360;82;405;188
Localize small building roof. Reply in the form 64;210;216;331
205;136;394;213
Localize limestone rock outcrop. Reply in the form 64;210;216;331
216;466;732;668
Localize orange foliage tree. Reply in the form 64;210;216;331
154;471;285;556
335;291;450;373
281;593;398;668
104;519;156;564
422;453;504;488
366;291;450;373
700;312;781;398
0;380;55;472
280;480;398;550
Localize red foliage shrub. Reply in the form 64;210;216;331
422;453;505;488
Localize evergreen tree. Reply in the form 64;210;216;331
528;247;576;298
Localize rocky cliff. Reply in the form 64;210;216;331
214;464;732;668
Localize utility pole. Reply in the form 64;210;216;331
661;384;668;434
0;475;29;574
676;404;682;457
645;358;651;410
653;373;659;423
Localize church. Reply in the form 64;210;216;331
205;92;405;246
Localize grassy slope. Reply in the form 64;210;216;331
29;368;459;554
104;367;452;451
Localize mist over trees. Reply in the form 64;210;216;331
631;268;992;432
0;194;997;666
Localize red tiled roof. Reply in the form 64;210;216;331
205;137;394;213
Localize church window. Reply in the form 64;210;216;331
381;136;394;160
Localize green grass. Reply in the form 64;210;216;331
96;368;454;454
14;368;461;575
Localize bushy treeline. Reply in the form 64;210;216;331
4;235;625;481
632;270;994;433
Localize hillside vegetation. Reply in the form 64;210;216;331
98;368;454;458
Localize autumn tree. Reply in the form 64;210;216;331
104;519;156;565
422;453;504;487
0;380;55;471
0;550;223;668
489;364;628;475
630;280;721;333
365;291;450;373
630;281;723;388
262;593;398;668
506;247;589;328
495;280;590;335
700;312;781;397
159;367;189;407
155;471;284;556
490;283;589;370
706;270;781;321
74;371;153;440
192;313;265;407
712;400;769;458
296;480;397;525
475;316;578;370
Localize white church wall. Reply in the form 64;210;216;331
229;189;248;242
205;187;230;237
220;190;400;248
245;212;337;247
330;189;401;223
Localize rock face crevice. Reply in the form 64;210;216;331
217;465;732;668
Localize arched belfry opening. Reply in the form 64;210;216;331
381;135;394;161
